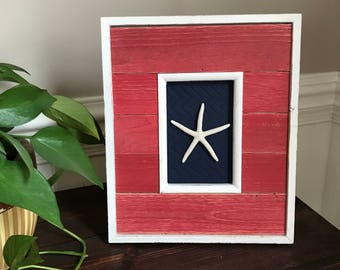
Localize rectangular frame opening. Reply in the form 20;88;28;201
158;72;243;193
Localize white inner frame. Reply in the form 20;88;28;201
158;72;243;194
101;14;301;244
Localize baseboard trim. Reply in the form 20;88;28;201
333;104;340;126
299;71;339;126
299;105;334;126
299;72;339;89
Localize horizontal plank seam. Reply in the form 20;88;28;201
112;71;291;75
114;112;289;116
115;152;287;155
111;69;291;74
116;193;287;195
242;151;287;154
243;112;288;115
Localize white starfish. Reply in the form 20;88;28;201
171;103;230;163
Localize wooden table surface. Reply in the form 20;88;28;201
35;186;340;270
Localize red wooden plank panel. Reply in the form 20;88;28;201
242;153;287;193
116;153;287;193
114;115;158;154
115;154;159;193
110;24;292;73
116;194;286;234
243;114;288;153
112;72;290;115
112;74;158;115
243;72;290;113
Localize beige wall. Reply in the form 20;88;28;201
297;122;333;212
297;71;340;229
321;81;340;228
322;123;340;228
1;0;340;98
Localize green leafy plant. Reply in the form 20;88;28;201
0;63;104;270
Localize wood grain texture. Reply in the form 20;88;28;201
35;187;340;270
242;153;287;193
243;72;290;113
112;73;158;115
116;153;287;194
110;24;292;73
114;114;288;192
114;115;158;154
112;72;290;115
243;114;288;153
115;154;159;193
116;193;286;234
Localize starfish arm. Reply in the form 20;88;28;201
201;137;219;162
182;138;199;163
204;123;230;137
170;120;196;136
197;103;205;132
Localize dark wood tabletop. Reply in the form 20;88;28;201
35;186;340;270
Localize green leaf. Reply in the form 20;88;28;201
21;240;43;267
0;65;29;84
3;235;43;270
0;63;30;75
0;63;31;75
0;131;34;175
48;168;64;186
0;84;56;127
31;126;103;189
0;137;17;160
67;116;105;144
0;158;63;228
0;141;5;157
43;95;101;141
0;127;13;132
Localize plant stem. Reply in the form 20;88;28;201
39;250;83;257
18;265;62;270
60;227;87;270
36;227;87;270
47;169;65;186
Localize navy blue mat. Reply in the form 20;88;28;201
166;80;233;184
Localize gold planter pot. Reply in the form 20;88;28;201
0;205;38;270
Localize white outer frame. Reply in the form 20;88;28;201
158;72;243;194
101;14;301;244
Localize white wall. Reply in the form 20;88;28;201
298;72;340;229
322;125;340;227
321;82;340;228
297;123;332;212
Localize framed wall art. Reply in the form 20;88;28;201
101;14;301;244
